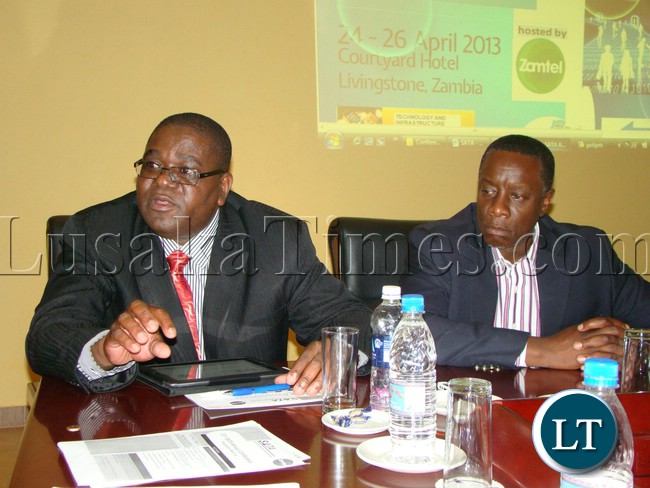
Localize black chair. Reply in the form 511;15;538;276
327;217;427;309
46;215;70;277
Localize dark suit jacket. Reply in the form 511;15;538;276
27;191;372;392
401;203;650;367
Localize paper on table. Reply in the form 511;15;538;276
186;389;321;418
57;420;309;488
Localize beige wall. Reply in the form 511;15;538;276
1;1;648;408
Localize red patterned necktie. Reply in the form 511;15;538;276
167;250;201;359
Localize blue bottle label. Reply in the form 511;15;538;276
371;335;391;368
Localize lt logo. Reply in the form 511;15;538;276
533;390;617;473
553;418;602;450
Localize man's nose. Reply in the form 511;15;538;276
489;194;510;217
153;167;180;186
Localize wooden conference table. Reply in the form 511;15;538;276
11;366;650;488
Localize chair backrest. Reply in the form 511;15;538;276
327;217;427;309
46;215;70;277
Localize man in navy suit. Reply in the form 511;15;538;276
27;113;371;393
402;134;650;369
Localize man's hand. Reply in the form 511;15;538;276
91;300;177;369
525;317;627;369
573;317;628;366
274;340;323;396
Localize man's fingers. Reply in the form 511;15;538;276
576;337;625;364
114;305;154;344
102;301;176;365
150;307;177;339
579;317;628;332
293;357;323;396
149;335;172;358
286;342;323;396
108;318;145;352
127;300;167;334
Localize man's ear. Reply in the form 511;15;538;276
540;188;555;216
218;173;234;206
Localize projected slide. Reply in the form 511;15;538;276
315;0;650;150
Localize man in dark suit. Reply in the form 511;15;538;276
402;134;650;369
27;113;371;393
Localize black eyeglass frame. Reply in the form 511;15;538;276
133;159;226;186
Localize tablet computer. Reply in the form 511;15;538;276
137;357;286;396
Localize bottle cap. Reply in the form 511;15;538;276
381;285;401;299
583;357;619;388
401;294;424;313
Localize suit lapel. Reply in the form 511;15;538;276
202;204;247;359
465;207;498;324
536;220;570;334
470;240;499;324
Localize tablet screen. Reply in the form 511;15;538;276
140;358;284;387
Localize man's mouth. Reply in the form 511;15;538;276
148;194;176;211
483;225;510;238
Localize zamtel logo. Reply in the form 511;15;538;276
516;38;565;94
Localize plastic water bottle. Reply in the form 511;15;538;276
370;285;402;411
560;358;634;488
389;294;437;463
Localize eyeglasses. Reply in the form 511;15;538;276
134;159;225;186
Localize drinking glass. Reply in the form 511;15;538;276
321;326;359;414
443;377;493;488
621;328;650;393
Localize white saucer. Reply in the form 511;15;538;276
322;408;390;436
435;391;503;416
356;436;466;474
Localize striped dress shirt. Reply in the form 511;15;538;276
491;223;541;367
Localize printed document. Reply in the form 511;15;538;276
57;420;309;487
